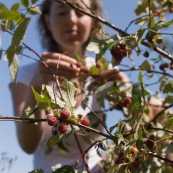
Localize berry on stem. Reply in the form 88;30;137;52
47;116;58;126
81;117;90;126
60;109;71;119
58;124;68;134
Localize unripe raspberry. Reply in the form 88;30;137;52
60;109;71;119
47;116;58;126
81;117;90;126
130;146;139;154
58;124;68;134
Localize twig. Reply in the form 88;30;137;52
73;132;91;173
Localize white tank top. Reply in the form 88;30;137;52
17;57;103;173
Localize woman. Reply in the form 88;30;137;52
9;0;129;172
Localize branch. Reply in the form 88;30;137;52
56;0;173;61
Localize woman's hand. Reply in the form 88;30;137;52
38;52;80;83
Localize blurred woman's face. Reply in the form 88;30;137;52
45;0;93;56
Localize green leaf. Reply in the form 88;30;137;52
9;54;18;81
52;165;75;173
0;10;22;21
31;86;57;109
20;0;29;8
61;80;76;112
154;20;173;30
29;169;44;173
0;2;8;12
47;135;62;148
136;28;146;46
44;85;65;107
11;3;20;11
12;18;30;47
132;84;142;111
163;82;173;93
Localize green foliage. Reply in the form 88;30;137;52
52;165;75;173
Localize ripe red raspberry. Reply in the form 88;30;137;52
58;124;68;134
81;117;90;126
123;97;132;107
96;62;102;68
76;62;83;68
80;66;89;74
60;109;71;119
47;116;58;126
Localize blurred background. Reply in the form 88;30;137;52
0;0;139;172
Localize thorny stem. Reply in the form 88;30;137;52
56;0;173;61
73;132;91;173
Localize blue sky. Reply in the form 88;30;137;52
0;0;139;172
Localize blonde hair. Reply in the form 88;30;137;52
38;0;102;52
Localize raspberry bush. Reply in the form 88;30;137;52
1;0;173;173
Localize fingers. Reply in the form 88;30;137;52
40;52;80;79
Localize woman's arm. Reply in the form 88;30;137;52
9;78;46;154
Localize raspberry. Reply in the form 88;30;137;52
130;146;139;154
96;62;102;68
58;124;68;134
130;161;140;169
47;116;58;126
80;66;89;74
60;109;71;119
122;97;132;107
81;117;90;126
76;62;83;68
145;139;155;150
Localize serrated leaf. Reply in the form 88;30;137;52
28;5;42;15
44;85;65;107
132;84;142;111
20;0;29;8
8;53;18;81
52;165;75;173
12;18;30;47
31;86;57;109
154;20;173;30
61;80;76;112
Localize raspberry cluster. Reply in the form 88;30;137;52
116;97;132;109
110;43;132;63
114;146;140;169
46;108;90;135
